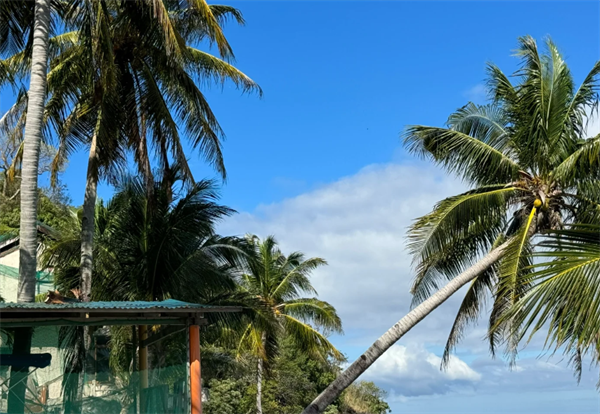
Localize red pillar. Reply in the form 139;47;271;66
189;325;202;414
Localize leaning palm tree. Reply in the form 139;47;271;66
239;235;343;414
302;36;600;414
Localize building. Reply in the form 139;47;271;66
0;222;56;301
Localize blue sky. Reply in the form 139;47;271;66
3;1;600;412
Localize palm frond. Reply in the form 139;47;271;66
441;263;497;368
553;134;600;185
282;314;344;362
403;125;521;186
280;298;343;336
489;206;537;360
409;186;516;303
185;46;261;95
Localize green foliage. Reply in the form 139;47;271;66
204;339;389;414
237;235;343;364
44;171;246;302
497;225;600;381
341;382;390;414
0;185;72;234
2;1;261;189
204;379;244;414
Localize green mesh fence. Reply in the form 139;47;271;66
0;326;190;414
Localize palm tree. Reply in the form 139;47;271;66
302;36;600;414
238;235;343;414
0;0;51;303
1;2;53;412
56;0;260;304
45;169;246;304
44;169;248;409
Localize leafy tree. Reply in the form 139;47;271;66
238;235;343;414
45;169;245;303
303;36;600;413
44;170;248;411
0;184;72;234
204;339;389;414
0;96;64;198
204;379;244;414
339;382;390;414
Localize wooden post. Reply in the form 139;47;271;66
189;324;201;414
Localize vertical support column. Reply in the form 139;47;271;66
139;325;148;413
189;324;201;414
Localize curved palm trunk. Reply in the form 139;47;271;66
301;241;510;414
10;1;50;413
17;0;50;303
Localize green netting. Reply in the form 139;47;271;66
0;326;190;414
0;265;54;284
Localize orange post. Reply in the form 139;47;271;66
189;325;202;414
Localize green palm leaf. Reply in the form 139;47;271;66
403;125;521;186
409;186;517;303
489;206;537;359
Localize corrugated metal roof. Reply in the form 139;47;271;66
0;299;229;311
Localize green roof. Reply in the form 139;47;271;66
0;299;241;328
0;299;231;311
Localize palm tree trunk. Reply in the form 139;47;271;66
9;1;50;412
256;332;266;414
80;132;98;302
301;241;510;414
80;131;98;395
2;172;8;197
17;0;50;303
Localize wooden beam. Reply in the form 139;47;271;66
189;324;202;414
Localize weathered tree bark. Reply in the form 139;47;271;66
301;241;510;414
17;0;50;303
2;172;7;197
80;132;98;303
256;333;266;414
80;131;99;399
10;2;51;412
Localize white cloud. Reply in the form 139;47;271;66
220;162;466;336
361;344;481;397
